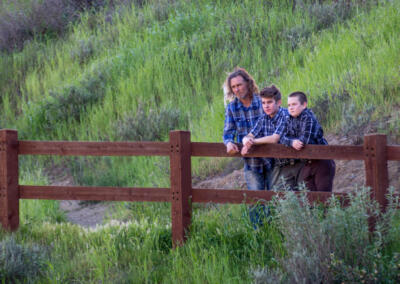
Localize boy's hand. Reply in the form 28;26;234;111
226;142;239;155
242;136;254;148
241;145;250;155
292;139;304;151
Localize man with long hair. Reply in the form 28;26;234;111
223;67;268;226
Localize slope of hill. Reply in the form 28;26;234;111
1;1;400;282
1;0;399;189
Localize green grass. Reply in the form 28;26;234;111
2;190;282;282
2;0;398;185
18;167;66;225
2;184;399;283
1;0;400;282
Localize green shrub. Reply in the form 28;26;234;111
0;0;128;52
115;104;187;141
311;88;350;127
282;0;365;52
308;0;355;31
31;67;109;134
70;36;97;65
0;0;75;52
0;237;49;282
340;102;375;144
151;0;177;21
253;187;400;283
283;24;312;51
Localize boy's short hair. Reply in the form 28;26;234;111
259;84;281;102
288;91;307;104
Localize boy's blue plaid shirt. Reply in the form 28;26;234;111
249;107;289;170
223;95;266;173
280;108;328;147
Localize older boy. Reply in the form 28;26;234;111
280;91;335;191
241;84;288;164
242;86;302;191
240;84;288;225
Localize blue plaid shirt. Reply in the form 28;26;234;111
280;108;328;147
249;107;289;170
223;95;265;173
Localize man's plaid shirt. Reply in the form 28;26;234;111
280;108;328;147
249;107;289;170
223;95;265;173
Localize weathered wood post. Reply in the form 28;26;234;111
169;131;192;247
363;134;389;211
0;129;19;231
364;134;389;232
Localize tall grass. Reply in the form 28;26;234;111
2;183;399;282
1;1;399;282
18;167;66;225
2;0;397;186
254;187;400;283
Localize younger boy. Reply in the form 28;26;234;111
280;91;335;191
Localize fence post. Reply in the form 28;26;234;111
363;134;389;212
169;131;192;247
0;130;19;231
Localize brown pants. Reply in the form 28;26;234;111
299;160;336;192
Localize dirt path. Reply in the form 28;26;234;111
47;166;111;228
59;200;110;227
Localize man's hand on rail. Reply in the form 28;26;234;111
226;142;239;155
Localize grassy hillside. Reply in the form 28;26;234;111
1;0;400;282
1;0;400;187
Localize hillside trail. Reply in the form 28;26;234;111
47;167;112;227
49;134;400;228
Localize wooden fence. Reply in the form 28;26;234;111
1;129;400;246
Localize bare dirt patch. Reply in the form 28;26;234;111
46;166;112;228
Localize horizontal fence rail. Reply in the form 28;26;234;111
19;141;171;156
191;142;366;160
0;129;399;247
191;188;349;205
387;146;400;160
19;185;170;202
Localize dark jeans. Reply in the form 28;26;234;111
244;167;272;228
299;159;336;192
244;167;271;191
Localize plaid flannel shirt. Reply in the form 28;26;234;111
249;107;289;170
280;108;328;147
223;95;265;173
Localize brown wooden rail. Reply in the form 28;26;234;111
0;129;399;247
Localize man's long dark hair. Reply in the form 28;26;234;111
224;67;259;104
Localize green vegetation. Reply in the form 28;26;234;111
2;186;399;282
255;187;400;283
1;0;400;282
0;0;399;185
